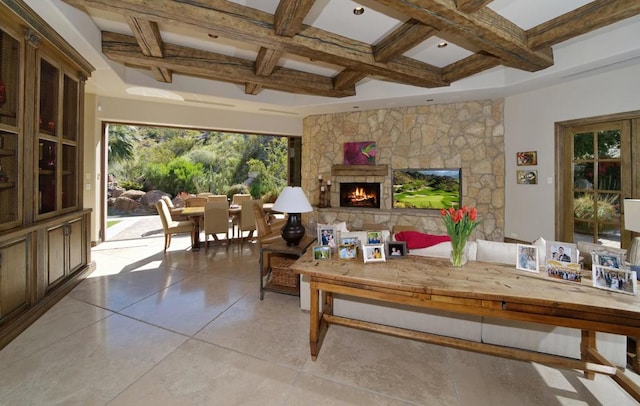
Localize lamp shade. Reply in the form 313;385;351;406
624;199;640;233
272;187;313;246
272;186;313;214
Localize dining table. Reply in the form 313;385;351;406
180;203;276;250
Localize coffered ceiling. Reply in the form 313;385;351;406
31;0;640;116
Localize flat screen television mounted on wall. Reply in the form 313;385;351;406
392;168;462;210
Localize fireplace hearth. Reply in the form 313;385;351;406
340;182;380;208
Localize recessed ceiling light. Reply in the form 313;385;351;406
352;105;360;109
426;99;434;102
437;42;448;48
353;7;365;15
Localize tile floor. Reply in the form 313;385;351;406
1;228;639;405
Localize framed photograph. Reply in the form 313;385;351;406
546;260;582;284
516;170;538;184
387;241;407;258
593;265;637;295
546;241;578;264
363;244;386;263
366;231;383;244
516;244;539;272
340;235;360;247
317;224;337;249
338;244;358;260
516;151;537;166
313;245;331;260
592;250;624;269
343;141;376;165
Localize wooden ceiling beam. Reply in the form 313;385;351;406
455;0;494;13
274;0;316;37
527;0;640;50
334;20;439;92
371;0;554;72
102;31;355;97
125;15;172;82
373;19;438;63
442;52;501;83
63;0;447;88
247;47;284;95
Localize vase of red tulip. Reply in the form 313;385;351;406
441;206;480;267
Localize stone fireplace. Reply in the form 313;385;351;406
340;182;381;208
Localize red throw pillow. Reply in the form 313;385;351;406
394;231;450;249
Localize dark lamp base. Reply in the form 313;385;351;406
281;213;305;246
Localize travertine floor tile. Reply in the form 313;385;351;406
109;338;298;405
120;273;253;335
0;314;186;405
196;293;310;369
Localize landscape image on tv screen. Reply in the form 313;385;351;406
392;168;461;210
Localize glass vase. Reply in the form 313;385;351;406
450;243;468;267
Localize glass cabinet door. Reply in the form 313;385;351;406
0;27;21;230
37;57;80;216
62;74;78;210
37;58;59;215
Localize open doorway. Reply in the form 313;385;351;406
99;122;300;242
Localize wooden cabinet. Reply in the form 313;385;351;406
0;237;29;320
37;57;81;216
0;20;23;232
47;217;85;288
0;0;94;349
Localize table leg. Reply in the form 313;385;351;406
259;249;265;300
581;330;596;380
192;216;201;251
310;281;320;361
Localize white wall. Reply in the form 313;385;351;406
504;63;640;243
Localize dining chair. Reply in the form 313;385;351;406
207;194;228;204
161;195;187;221
203;201;231;248
237;199;262;246
197;192;213;198
155;199;195;252
185;196;207;207
231;193;251;206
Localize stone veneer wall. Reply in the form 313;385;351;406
301;99;505;241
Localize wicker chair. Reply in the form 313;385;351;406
253;202;287;275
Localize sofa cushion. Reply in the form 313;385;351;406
394;231;451;249
476;240;519;265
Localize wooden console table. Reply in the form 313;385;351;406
291;253;640;401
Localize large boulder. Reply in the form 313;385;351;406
141;190;171;208
113;196;144;213
121;189;146;200
109;187;126;198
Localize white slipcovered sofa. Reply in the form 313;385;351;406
298;229;626;367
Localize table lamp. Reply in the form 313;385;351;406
272;186;313;246
624;198;640;265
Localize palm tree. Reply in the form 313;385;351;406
108;125;136;164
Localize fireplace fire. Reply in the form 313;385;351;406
340;182;380;208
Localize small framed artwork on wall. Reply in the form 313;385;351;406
343;141;376;165
516;151;537;166
516;170;538;184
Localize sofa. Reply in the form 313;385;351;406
298;226;627;367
